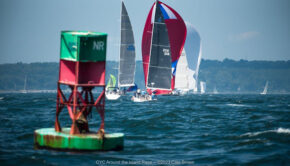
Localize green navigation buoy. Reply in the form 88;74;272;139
34;128;124;151
34;31;124;151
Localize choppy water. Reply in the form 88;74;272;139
0;93;289;165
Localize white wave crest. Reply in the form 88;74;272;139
277;128;290;134
241;128;290;137
0;97;4;100
226;104;249;107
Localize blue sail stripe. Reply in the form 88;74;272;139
172;60;178;76
159;4;169;20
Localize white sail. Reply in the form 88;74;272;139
20;75;27;93
187;69;195;90
200;81;206;94
118;1;136;87
175;23;202;93
175;49;189;90
213;86;218;94
260;81;269;95
184;22;202;93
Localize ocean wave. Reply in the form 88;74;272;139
277;128;290;133
241;128;290;137
226;103;249;107
0;97;4;100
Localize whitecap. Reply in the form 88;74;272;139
226;103;248;107
241;131;265;137
241;127;290;137
277;128;290;134
0;97;3;100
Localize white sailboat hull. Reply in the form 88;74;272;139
131;95;154;102
105;93;121;100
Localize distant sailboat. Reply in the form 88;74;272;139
260;81;269;95
118;1;136;92
175;23;202;94
237;86;241;92
20;75;28;93
141;0;186;96
200;81;206;94
105;74;120;100
213;86;218;94
184;22;202;93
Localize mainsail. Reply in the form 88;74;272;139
118;1;136;87
261;81;268;95
142;0;186;95
147;1;172;90
184;22;202;92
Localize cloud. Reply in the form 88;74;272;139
229;31;260;41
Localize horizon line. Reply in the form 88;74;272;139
1;58;290;65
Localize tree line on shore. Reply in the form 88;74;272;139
0;59;289;93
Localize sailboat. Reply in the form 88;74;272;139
105;74;120;100
260;81;269;95
213;86;218;94
184;23;202;93
175;23;202;94
141;0;186;97
106;1;136;100
237;86;241;93
20;75;28;93
200;81;206;94
118;1;136;95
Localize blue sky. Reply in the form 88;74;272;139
0;0;289;64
